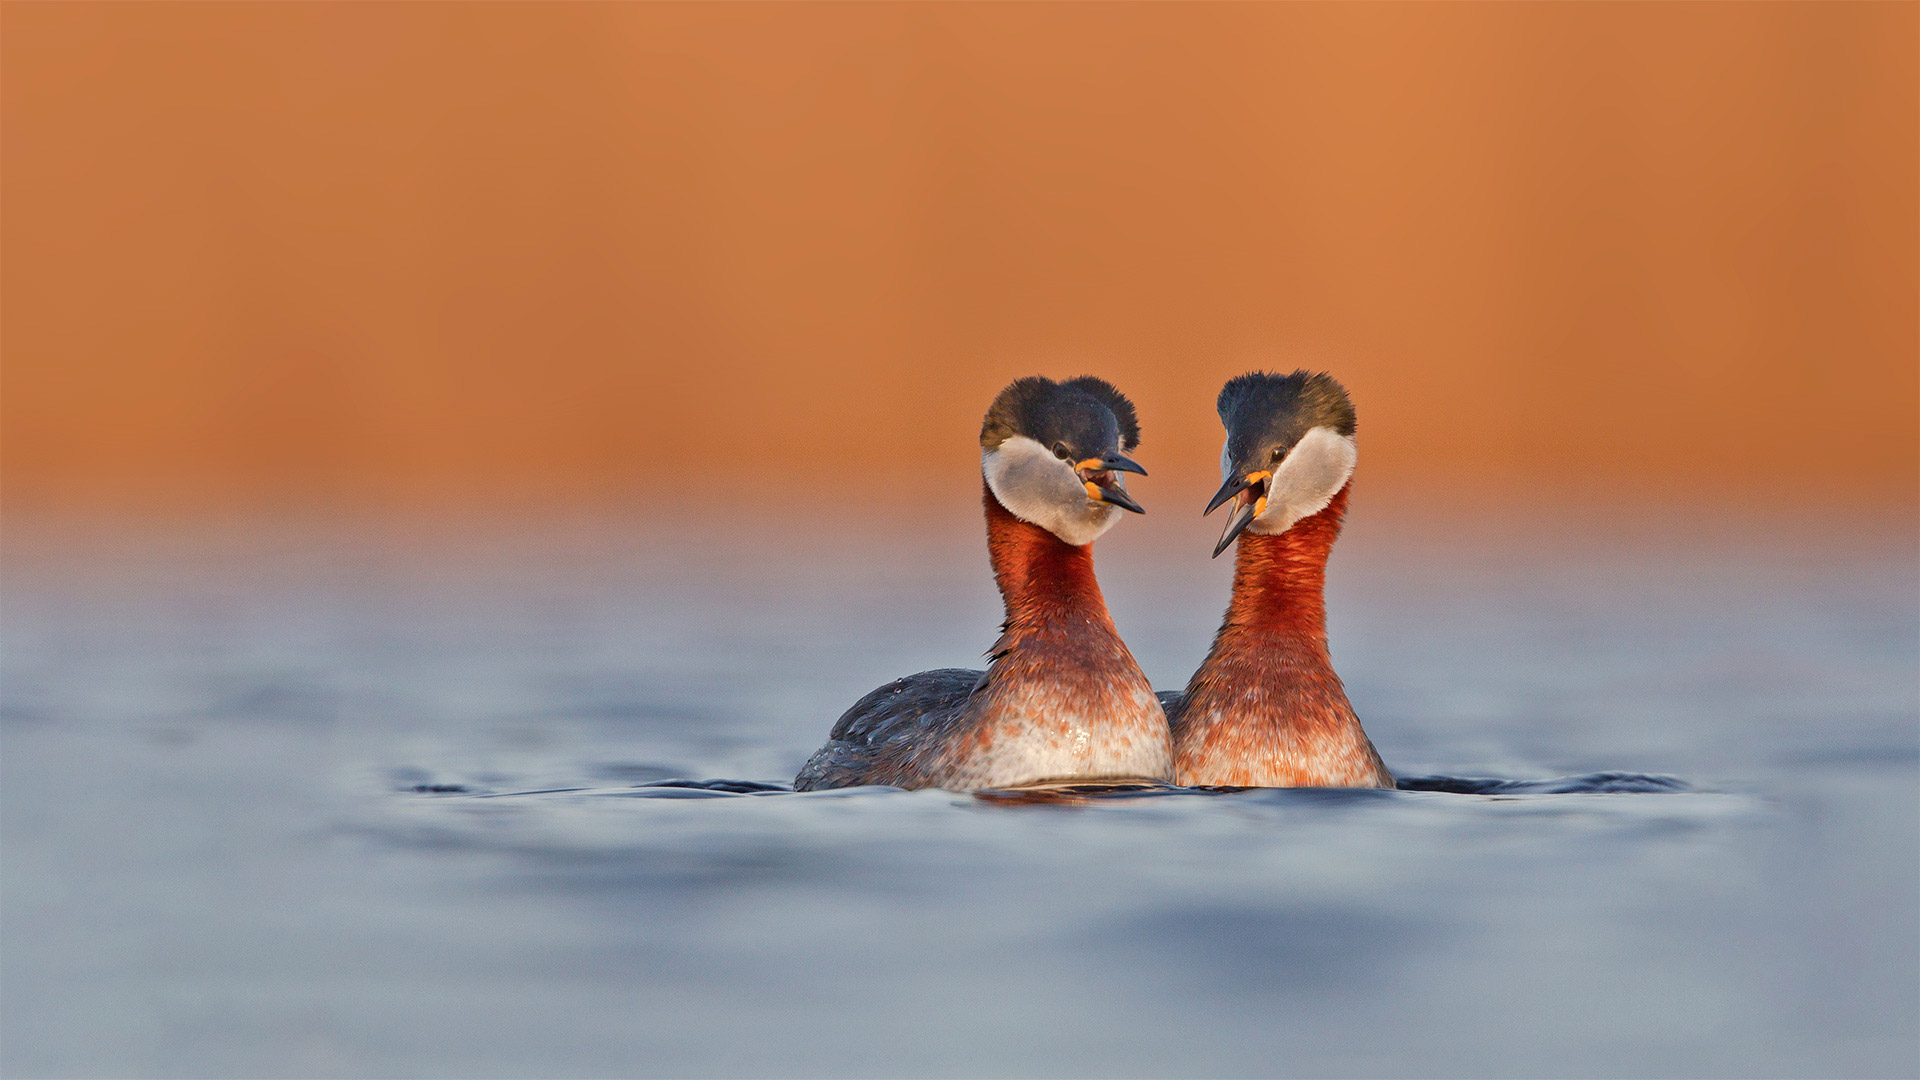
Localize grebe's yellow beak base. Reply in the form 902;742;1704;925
1079;453;1148;515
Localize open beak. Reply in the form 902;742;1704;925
1204;470;1270;558
1076;454;1147;514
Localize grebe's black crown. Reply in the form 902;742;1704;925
981;375;1141;457
1217;370;1355;464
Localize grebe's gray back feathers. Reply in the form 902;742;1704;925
793;669;981;790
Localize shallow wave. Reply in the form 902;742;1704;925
1394;771;1691;795
403;771;1694;802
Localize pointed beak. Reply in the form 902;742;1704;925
1076;453;1146;514
1205;469;1270;558
1204;474;1257;516
1204;469;1269;517
1076;453;1147;477
1212;497;1260;558
1090;481;1145;515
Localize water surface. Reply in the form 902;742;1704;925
4;506;1915;1077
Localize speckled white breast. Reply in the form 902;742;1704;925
944;680;1172;789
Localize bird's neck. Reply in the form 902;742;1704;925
970;482;1170;789
1208;482;1350;666
1174;483;1389;788
982;480;1118;647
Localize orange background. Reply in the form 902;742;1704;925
4;2;1915;509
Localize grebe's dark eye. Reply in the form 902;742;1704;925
1270;447;1285;463
1054;442;1073;461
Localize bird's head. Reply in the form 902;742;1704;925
1205;370;1357;557
980;375;1147;546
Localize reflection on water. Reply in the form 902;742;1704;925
3;507;1915;1078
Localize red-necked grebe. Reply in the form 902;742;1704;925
1160;371;1394;788
794;375;1172;791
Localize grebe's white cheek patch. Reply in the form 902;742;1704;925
1248;426;1356;536
983;436;1121;547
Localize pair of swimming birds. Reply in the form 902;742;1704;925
795;370;1393;793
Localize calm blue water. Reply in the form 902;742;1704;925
4;505;1915;1077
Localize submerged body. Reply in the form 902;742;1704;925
1163;484;1391;787
795;375;1171;792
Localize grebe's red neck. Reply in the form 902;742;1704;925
1215;483;1348;656
969;477;1166;786
1174;481;1390;787
982;480;1117;648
